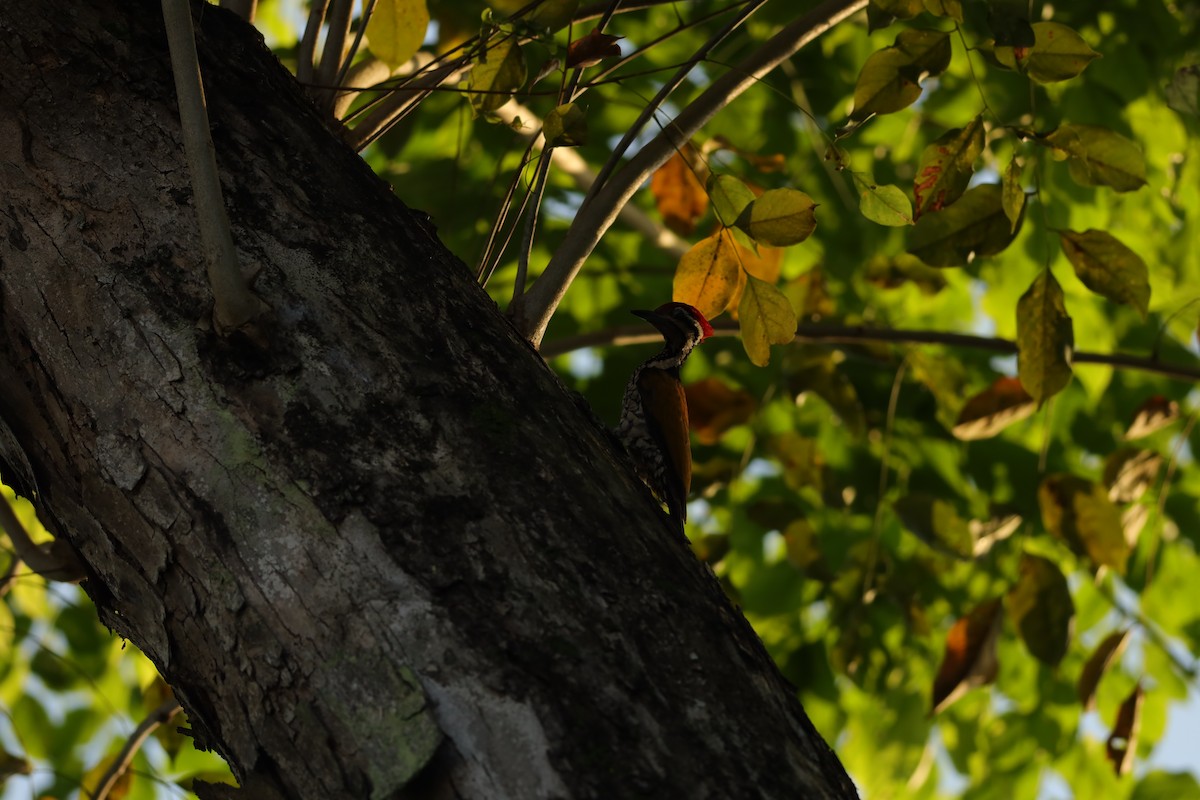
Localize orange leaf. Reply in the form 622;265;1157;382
932;598;1003;713
685;378;756;444
952;376;1036;440
566;28;622;69
651;147;708;235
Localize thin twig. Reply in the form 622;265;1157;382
863;356;909;604
160;0;265;333
93;698;184;800
513;152;553;311
540;321;1200;384
520;0;869;347
587;0;770;195
314;0;353;112
297;0;331;85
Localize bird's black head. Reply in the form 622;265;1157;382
632;302;713;349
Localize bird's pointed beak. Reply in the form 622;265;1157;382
632;308;675;338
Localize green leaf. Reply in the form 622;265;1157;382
1016;269;1073;405
735;188;817;247
850;30;950;120
1043;124;1148;192
865;254;947;292
871;0;922;18
468;36;526;114
986;0;1034;47
923;0;963;22
1006;553;1073;666
1165;65;1200;118
913;116;985;219
366;0;430;68
543;103;587;147
908;184;1020;266
707;174;757;227
1131;771;1200;800
859;184;913;226
1039;474;1129;573
894;493;974;558
1058;229;1151;319
738;276;797;366
894;28;953;76
1002;155;1025;233
487;0;578;31
995;22;1101;84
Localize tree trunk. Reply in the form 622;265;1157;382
0;2;858;798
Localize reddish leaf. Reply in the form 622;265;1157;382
1124;395;1180;439
566;29;622;69
952;376;1037;440
685;378;756;445
1078;630;1130;710
1106;683;1144;776
914;116;985;219
932;598;1003;713
651;147;707;235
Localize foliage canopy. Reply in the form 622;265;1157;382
3;0;1199;797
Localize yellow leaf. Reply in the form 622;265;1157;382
738;275;797;366
673;231;740;319
366;0;430;69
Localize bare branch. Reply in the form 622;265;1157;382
93;698;184;800
519;0;869;347
541;321;1200;384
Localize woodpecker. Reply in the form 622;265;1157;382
618;302;713;529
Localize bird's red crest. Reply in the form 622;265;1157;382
655;302;713;341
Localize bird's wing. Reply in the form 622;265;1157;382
637;369;691;523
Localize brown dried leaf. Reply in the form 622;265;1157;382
1103;448;1162;503
1106;683;1144;776
566;28;622;69
1124;395;1180;440
932;598;1003;713
952;376;1037;440
685;378;756;445
1077;630;1130;711
651;147;708;235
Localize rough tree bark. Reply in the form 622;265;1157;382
0;2;859;798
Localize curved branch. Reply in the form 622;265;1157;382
93;698;184;800
520;0;869;347
541;322;1200;384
